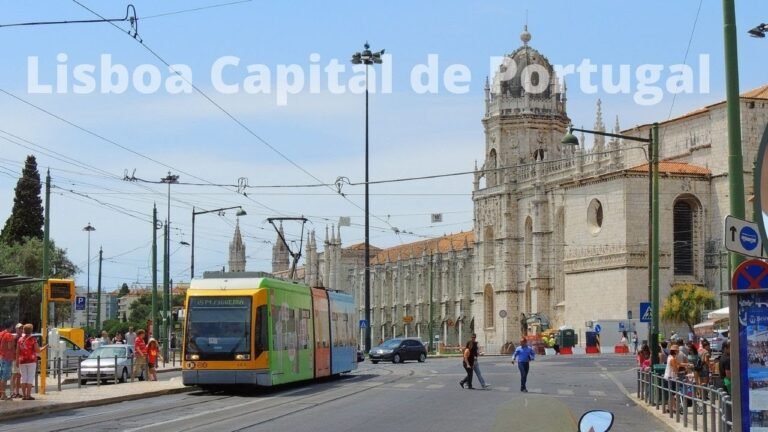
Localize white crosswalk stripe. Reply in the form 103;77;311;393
589;390;606;396
557;389;574;395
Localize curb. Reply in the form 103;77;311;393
1;385;195;422
54;367;182;385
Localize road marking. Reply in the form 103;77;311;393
557;389;574;395
122;387;308;432
589;390;606;396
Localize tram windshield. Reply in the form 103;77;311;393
186;296;251;360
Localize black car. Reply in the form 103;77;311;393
369;338;427;364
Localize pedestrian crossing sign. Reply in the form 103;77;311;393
640;302;652;323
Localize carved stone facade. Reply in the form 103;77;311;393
269;29;768;353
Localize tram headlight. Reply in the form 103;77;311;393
235;354;251;360
186;354;200;360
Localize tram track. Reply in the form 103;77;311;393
38;366;410;432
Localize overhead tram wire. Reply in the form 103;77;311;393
70;1;409;237
138;0;254;21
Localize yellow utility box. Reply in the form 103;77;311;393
57;328;85;349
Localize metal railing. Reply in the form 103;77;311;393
637;368;732;431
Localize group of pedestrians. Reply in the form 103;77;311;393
458;334;536;392
0;321;46;401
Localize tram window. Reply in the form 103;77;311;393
255;304;268;357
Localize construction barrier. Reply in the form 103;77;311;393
614;344;630;354
559;346;573;355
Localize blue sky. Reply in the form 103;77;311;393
1;0;767;292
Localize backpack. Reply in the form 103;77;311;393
693;355;704;372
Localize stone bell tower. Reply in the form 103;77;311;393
472;26;570;352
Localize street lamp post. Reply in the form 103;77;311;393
82;223;96;329
351;42;384;353
191;206;246;279
160;172;178;359
561;123;660;364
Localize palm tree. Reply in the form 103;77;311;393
660;283;715;335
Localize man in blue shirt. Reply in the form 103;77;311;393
511;337;535;392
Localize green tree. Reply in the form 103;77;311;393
660;283;716;335
1;155;44;245
0;237;78;328
118;283;130;297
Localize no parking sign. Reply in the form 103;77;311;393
732;259;768;290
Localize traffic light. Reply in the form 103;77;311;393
47;279;75;302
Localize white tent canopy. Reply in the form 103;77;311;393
707;307;729;320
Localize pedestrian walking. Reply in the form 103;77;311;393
468;334;490;389
459;339;475;389
631;331;639;354
511;337;535;392
132;329;148;380
17;324;47;400
147;338;162;381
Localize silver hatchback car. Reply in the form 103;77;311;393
79;344;146;384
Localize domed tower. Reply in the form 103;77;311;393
473;26;569;352
482;26;570;181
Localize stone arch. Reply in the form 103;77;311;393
484;284;494;329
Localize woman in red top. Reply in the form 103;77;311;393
17;324;46;400
146;338;161;381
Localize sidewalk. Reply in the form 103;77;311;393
0;365;191;421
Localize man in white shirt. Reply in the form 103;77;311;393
125;327;137;347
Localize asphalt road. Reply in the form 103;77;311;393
0;354;671;432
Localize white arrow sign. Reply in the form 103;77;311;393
724;215;763;257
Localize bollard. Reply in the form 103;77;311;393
96;356;101;387
77;361;82;388
57;357;62;392
114;355;118;383
130;355;134;383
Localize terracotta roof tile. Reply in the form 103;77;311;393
371;231;474;264
631;84;768;127
742;84;768;100
628;161;711;176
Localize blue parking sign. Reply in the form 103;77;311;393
75;296;86;311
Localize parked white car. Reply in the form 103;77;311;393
79;344;145;384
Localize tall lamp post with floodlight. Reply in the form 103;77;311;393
561;123;660;364
160;172;178;359
191;206;247;279
748;23;767;38
82;223;96;329
351;42;384;353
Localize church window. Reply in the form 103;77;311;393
673;200;694;276
484;226;495;266
484;284;494;329
587;199;603;234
